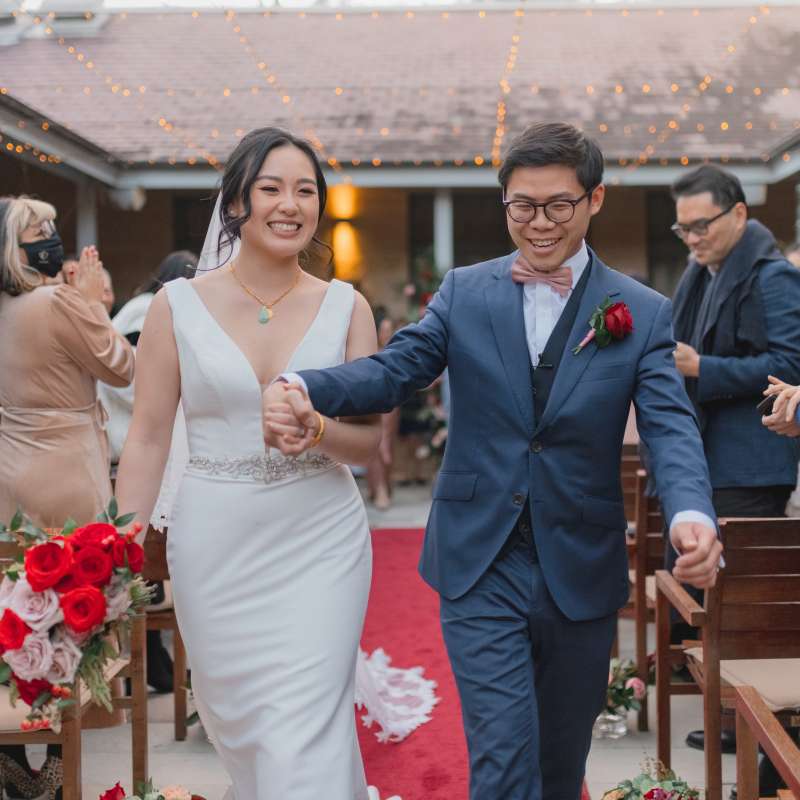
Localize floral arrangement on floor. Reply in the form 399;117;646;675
0;500;152;732
601;757;700;800
100;781;205;800
606;657;647;713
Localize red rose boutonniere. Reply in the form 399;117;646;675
574;297;633;355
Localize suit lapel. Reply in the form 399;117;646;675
485;253;535;435
535;256;620;434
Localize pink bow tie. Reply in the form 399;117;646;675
511;257;573;298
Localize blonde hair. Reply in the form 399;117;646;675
0;196;57;296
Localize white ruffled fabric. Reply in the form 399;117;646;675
355;648;440;744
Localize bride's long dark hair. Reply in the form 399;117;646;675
216;127;332;269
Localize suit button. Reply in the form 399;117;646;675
513;493;525;506
530;441;543;453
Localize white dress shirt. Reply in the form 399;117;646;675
523;242;589;368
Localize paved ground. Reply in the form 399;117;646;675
25;482;734;799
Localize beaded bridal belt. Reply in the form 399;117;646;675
186;453;337;484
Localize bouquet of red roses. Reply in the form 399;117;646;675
0;500;152;732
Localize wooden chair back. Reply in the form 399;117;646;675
141;525;189;742
621;445;642;527
633;469;665;579
709;518;800;661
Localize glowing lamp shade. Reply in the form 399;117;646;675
332;221;362;282
327;184;359;221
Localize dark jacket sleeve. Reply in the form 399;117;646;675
634;296;716;526
299;268;453;418
697;261;800;401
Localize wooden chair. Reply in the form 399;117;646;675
655;518;800;800
735;686;800;800
0;569;147;800
142;526;188;741
621;444;642;532
627;468;664;731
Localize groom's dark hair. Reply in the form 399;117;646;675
498;123;604;192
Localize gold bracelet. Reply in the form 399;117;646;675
310;412;325;448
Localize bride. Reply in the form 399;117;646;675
116;127;390;799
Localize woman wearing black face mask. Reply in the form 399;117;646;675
0;197;135;799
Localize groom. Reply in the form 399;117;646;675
266;122;722;800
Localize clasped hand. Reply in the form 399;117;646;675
761;375;800;437
670;522;723;589
262;381;319;456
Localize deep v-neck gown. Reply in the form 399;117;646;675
164;277;371;800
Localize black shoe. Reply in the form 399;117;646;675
686;729;737;754
729;788;737;800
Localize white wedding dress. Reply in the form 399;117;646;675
164;276;373;799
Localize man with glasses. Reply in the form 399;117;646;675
669;165;800;772
269;122;721;800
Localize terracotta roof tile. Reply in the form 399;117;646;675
1;6;798;166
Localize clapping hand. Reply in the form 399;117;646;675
262;381;320;456
670;522;723;589
761;376;800;437
65;246;105;306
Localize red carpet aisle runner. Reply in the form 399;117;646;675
358;529;467;800
357;528;592;800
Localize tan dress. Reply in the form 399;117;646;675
0;284;134;528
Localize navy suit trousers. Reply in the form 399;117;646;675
440;536;617;800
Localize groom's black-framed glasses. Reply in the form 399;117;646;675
502;188;595;225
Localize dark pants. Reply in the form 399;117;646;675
440;519;617;800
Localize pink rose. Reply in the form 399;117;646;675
103;577;132;624
4;631;54;681
0;576;16;612
45;629;83;685
9;578;63;632
625;677;646;700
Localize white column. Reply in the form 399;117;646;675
433;188;454;274
76;180;98;249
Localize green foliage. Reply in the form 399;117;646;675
606;657;642;713
602;757;700;800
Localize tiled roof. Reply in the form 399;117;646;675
1;5;799;168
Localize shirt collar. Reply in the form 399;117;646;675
565;241;590;289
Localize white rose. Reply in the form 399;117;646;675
45;628;83;685
0;575;16;612
9;577;63;632
103;577;132;624
4;631;54;681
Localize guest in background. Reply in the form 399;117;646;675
786;241;800;269
0;196;134;798
99;250;198;465
365;316;401;510
98;250;198;694
101;267;116;315
669;166;800;767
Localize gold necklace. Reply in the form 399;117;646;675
230;263;302;325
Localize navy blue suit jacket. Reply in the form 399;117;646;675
300;251;715;621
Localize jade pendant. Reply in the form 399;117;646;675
258;306;272;325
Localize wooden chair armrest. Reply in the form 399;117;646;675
735;686;800;799
655;570;706;626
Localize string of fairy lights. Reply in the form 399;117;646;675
0;5;797;175
222;9;347;178
618;3;795;176
5;5;220;169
